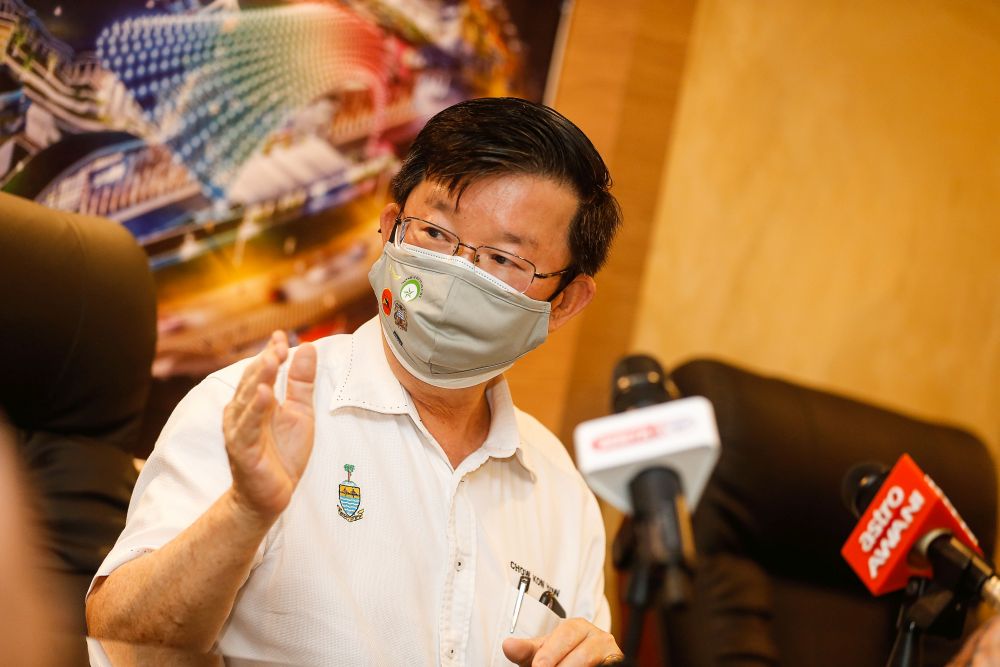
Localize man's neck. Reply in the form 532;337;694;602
382;339;493;469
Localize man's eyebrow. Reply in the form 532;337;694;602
427;196;456;214
498;230;538;250
425;194;538;249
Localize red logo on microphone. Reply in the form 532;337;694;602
591;417;694;451
593;424;662;451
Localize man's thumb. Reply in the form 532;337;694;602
502;635;543;665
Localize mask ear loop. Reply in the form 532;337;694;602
382;218;402;244
545;267;580;302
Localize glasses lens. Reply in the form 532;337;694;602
400;218;458;254
476;247;533;293
398;218;535;293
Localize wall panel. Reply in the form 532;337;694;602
633;0;1000;456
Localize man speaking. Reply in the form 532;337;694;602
86;97;624;666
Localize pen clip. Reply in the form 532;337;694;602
509;574;531;633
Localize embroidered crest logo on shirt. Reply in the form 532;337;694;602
338;464;364;522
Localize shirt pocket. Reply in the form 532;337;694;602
490;584;563;667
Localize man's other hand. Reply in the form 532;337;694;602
223;331;317;526
946;615;1000;667
502;618;624;666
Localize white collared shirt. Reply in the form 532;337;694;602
93;317;609;666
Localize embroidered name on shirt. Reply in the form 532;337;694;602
510;560;560;598
338;464;365;522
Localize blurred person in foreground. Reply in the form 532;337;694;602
0;418;69;667
87;97;625;666
947;615;1000;667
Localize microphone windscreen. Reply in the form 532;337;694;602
612;354;670;414
841;461;888;518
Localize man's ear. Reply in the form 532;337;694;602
547;274;596;334
379;203;400;245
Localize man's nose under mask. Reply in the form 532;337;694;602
367;242;551;389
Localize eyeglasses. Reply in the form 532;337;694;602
393;216;574;294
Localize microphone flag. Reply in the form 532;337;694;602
841;453;982;596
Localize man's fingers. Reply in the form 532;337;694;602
229;383;274;458
507;619;621;667
271;330;289;364
502;636;544;666
284;342;317;408
556;633;624;667
231;333;283;415
529;619;590;666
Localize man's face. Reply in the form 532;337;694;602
382;174;579;303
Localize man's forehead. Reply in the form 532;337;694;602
417;196;538;250
405;174;578;257
417;178;471;212
414;174;572;209
424;188;457;213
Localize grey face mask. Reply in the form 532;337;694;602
368;242;551;389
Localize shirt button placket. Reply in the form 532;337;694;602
441;474;476;664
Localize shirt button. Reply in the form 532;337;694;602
456;559;463;571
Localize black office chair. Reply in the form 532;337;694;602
659;358;996;667
0;193;157;631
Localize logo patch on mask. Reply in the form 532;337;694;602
393;302;408;331
400;277;422;302
338;464;364;522
381;289;392;316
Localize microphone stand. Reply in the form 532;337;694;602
613;467;696;666
887;578;928;667
886;532;1000;667
887;576;974;667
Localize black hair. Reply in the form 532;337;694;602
390;97;622;277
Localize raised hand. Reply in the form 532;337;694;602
222;331;318;526
86;333;319;648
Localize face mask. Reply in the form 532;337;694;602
368;242;551;389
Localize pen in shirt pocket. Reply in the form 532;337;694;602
538;590;566;618
510;575;531;633
509;579;568;634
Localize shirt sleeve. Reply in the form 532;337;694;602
87;369;256;597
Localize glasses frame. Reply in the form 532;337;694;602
393;216;575;294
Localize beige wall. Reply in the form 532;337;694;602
632;0;1000;455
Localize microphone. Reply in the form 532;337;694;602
841;454;1000;611
574;354;720;612
574;355;720;515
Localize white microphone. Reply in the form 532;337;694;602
573;354;720;611
573;369;720;515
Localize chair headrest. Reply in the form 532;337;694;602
0;194;156;451
670;358;996;589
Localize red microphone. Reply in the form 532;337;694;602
841;454;986;597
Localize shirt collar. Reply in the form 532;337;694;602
481;379;537;482
329;317;537;480
328;317;412;415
